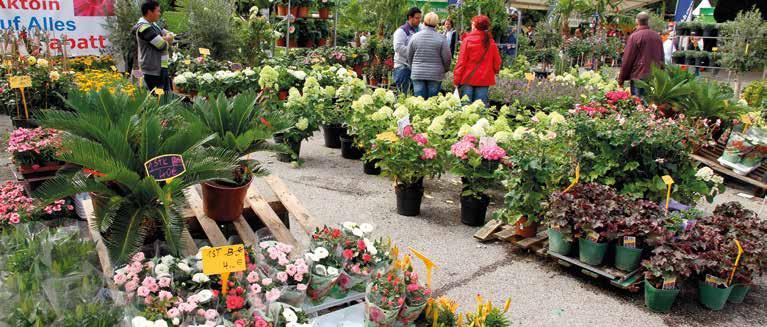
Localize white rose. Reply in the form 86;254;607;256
305;252;317;262
192;273;210;283
359;223;373;234
177;262;193;273
195;289;213;303
352;228;364;237
315;264;327;276
282;308;298;322
154;263;170;277
327;267;339;276
313;247;329;259
363;238;378;256
131;316;149;327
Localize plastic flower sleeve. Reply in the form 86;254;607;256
396;299;428;325
277;282;309;307
307;271;339;302
364;282;401;327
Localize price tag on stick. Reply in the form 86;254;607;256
662;276;677;290
662;175;674;214
9;75;32;119
408;246;437;289
144;154;186;183
727;239;744;286
202;245;247;295
199;48;211;56
563;162;580;193
397;115;411;136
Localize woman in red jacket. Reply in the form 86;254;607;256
453;15;502;106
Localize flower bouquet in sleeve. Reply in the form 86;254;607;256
336;222;379;294
255;241;310;307
305;239;342;302
396;257;432;324
365;269;405;327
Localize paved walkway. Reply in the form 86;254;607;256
0;115;14;182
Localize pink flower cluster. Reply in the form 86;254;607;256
450;135;507;161
604;90;630;104
42;198;74;215
0;181;32;225
575;103;608;116
6;127;61;155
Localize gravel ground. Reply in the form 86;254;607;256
250;132;767;327
2;114;765;326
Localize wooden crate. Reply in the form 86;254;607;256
693;144;767;195
548;251;643;292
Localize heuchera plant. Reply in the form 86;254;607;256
569;183;622;243
611;199;668;247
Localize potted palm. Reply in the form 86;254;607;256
367;127;444;216
448;135;505;226
183;92;287;222
34;89;238;263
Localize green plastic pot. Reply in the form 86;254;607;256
698;281;733;310
578;238;607;266
614;244;642;272
644;280;680;313
547;228;572;255
727;283;751;304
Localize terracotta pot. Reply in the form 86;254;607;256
279;90;288;100
277;38;286;47
319;8;330;19
201;179;252;222
381;78;388;86
304;39;315;48
277;5;288;16
318;38;327;46
514;216;538;238
369;78;378;86
298;7;310;18
290;7;298;17
289;39;298;48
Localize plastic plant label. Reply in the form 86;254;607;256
524;72;535;81
199;48;211;56
144;154;186;182
705;274;726;287
662;175;674;213
184;59;191;65
9;75;32;89
588;231;600;242
623;236;636;249
201;245;247;275
681;219;697;232
662;276;677;290
408;246;437;288
563;162;581;193
727;239;744;286
153;88;165;96
662;175;674;185
397;115;411;135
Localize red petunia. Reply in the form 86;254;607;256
357;239;366;251
342;249;354;260
226;295;245;310
362;253;371;262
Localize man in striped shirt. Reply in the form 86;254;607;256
131;0;174;92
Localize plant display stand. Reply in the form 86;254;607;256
474;220;549;254
548;251;643;291
693;143;767;196
8;161;77;194
311;302;365;326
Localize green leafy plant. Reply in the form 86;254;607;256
635;65;692;111
34;89;238;262
682;79;746;121
187;0;237;59
719;9;767;76
367;128;445;185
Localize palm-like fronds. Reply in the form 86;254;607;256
34;89;238;263
635;65;692;108
682;80;746;120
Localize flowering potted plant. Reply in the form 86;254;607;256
306;227;344;302
274;77;325;163
317;0;335;19
6;127;63;176
368;125;444;216
1;55;73;127
349;89;398;174
365;269;405;326
396;258;431;324
336;222;381;294
255;241;310;307
319;77;366;148
461;296;512;326
295;0;312;18
449;134;506;226
184;92;286;222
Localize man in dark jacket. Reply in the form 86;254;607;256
618;12;664;96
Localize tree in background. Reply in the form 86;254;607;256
103;0;140;70
187;0;236;59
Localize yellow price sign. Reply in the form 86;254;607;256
563;162;581;193
199;48;211;56
408;246;437;289
9;75;32;89
202;245;247;295
662;175;674;213
524;72;535;81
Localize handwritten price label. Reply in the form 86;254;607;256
202;245;247;275
9;75;32;89
144;154;185;182
199;48;211;56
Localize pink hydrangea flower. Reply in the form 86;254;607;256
421;147;437;160
412;133;428;145
479;145;506;161
450;141;475;160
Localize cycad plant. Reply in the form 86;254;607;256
34;89;239;263
635;65;693;114
682;80;746;121
182;92;287;221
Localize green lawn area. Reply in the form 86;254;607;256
163;11;189;33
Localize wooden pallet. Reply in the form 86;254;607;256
494;226;549;253
693;144;767;195
548;251;643;292
83;175;320;276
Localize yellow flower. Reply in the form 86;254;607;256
27;56;36;65
376;131;399;143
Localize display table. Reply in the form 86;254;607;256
310;303;365;326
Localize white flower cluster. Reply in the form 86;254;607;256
282;307;311;327
696;167;724;185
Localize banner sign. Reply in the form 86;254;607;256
674;0;695;22
1;0;113;56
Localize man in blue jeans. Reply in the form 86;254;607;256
392;7;421;94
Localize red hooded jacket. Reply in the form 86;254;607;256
453;30;502;87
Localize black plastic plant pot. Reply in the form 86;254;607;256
672;56;685;65
322;124;345;148
340;135;364;160
395;179;424;216
685;56;697;66
697;57;710;67
460;193;490;226
12;118;38;129
273;133;301;163
363;159;381;175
